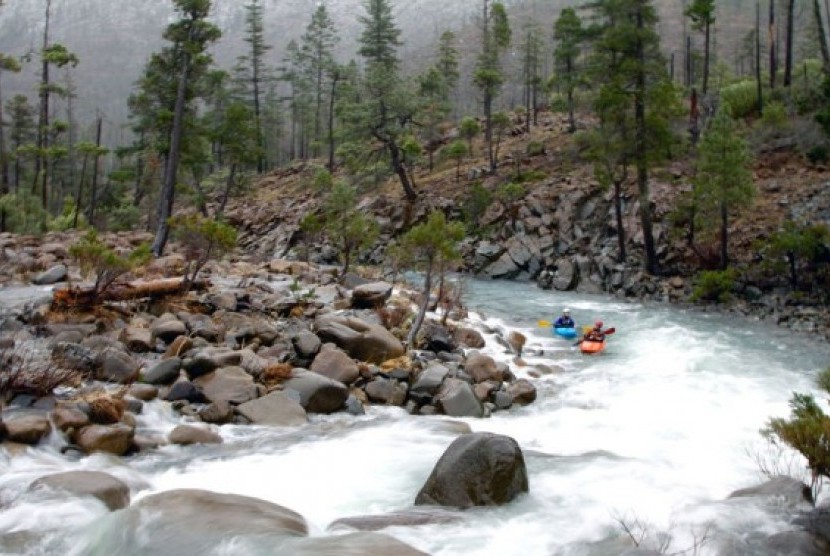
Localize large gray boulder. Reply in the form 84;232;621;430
142;357;182;385
411;363;450;396
414;432;528;508
75;423;134;456
30;470;130;511
193;366;259;405
236;391;307;426
94;347;140;384
351;281;393;309
551;257;579;291
315;315;404;363
435;378;484;418
280;532;429;555
150;314;188;344
464;353;503;384
31;264;67;285
309;343;360;385
283;369;349;413
328;508;461;531
728;476;813;507
3;411;51;445
168;424;223;445
81;489;308;555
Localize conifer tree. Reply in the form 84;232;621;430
553;7;584;133
684;0;715;94
301;4;339;159
241;0;271;173
5;95;35;192
0;54;21;230
519;22;543;130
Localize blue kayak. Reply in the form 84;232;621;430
553;326;577;339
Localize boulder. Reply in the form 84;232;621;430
452;327;486;349
422;323;456;353
192;366;259;405
118;327;154;353
328;508;461;531
51;342;95;374
762;531;830;556
150;315;188;344
164;381;207;404
51;405;90;433
728;476;813;507
142;357;182;385
31;264;67;285
309;343;359;385
464;353;502;384
164;335;194;358
506;331;526;356
435;378;484;418
506;379;537;405
315;315;404;363
127;383;158;401
280;532;429;555
552;257;579;291
292;331;322;359
75;423;134;456
168;424;223;445
411;363;450;396
94;347;140;384
30;470;130;511
199;400;234;424
3;411;51;445
351;281;393;309
84;489;308;555
183;348;243;379
236;391;308;426
283;369;349;413
482;252;520;279
364;377;408;406
414;432;528;508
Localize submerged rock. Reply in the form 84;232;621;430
29;470;130;511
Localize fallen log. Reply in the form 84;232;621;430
53;277;209;308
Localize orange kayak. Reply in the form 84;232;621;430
580;340;606;354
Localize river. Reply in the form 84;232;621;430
1;279;829;555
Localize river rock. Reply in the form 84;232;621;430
183;347;243;378
168;424;223;445
414;432;528;507
464;353;502;383
193;366;259;405
127;383;158;401
551;257;578;290
199;400;234;424
31;264;67;285
452;327;485;349
762;530;830;556
164;335;194;358
52;405;91;432
51;342;95;374
30;470;130;511
75;423;134;456
84;489;308;555
364;377;407;405
150;314;187;344
351;281;393;309
506;331;526;355
142;357;182;385
506;379;537;405
411;362;450;396
315;315;404;363
164;381;207;404
94;347;140;384
728;476;813;507
309;343;359;384
435;378;484;418
184;314;223;342
328;508;461;531
422;323;456;353
283;369;348;413
2;411;51;445
118;327;154;353
236;391;308;426
280;532;429;555
292;331;322;359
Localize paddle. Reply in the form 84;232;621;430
538;319;552;327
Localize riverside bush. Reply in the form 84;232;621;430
69;230;151;297
690;269;736;303
721;80;758;118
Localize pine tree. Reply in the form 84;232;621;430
519;22;543;131
684;0;715;94
693;105;754;270
301;4;339;159
0;54;22;227
436;31;460;114
241;0;271;173
474;0;511;172
5;95;35;192
553;7;584;133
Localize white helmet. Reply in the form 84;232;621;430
563;308;570;314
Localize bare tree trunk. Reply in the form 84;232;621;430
769;0;777;88
216;162;236;219
757;2;764;115
635;4;657;275
87;116;103;226
406;257;433;348
784;0;795;86
152;45;190;257
72;152;88;229
613;179;626;262
815;0;830;74
327;70;339;172
35;0;52;211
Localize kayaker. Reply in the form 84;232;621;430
582;321;606;342
554;308;575;329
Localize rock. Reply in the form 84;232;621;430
51;342;95;374
309;343;359;385
422;323;456;353
75;423;134;456
283;369;349;413
127;383;158;401
164;335;194;358
236;391;308;426
364;377;407;405
118;327;154;353
168;424;223;445
506;331;526;356
414;432;529;507
762;531;830;556
328;508;461;531
728;476;813;507
506;379;537;405
453;327;485;349
552;257;579;291
435;378;484;418
84;489;308;555
281;532;429;555
206;291;237;312
411;363;450;396
142;357;182;385
464;353;502;384
30;470;130;511
150;315;187;344
315;315;404;363
94;347;140;384
192;366;259;405
292;331;322;359
482;252;520;279
3;411;51;445
199;400;234;424
31;264;67;285
51;405;90;432
351;281;393;309
164;381;207;404
183;348;242;378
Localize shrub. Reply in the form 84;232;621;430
0;191;49;234
169;214;237;289
0;348;81;400
462;181;493;234
104;202;142;232
526;141;546;156
807;144;829;165
69;230;152;297
760;100;789;131
720;80;758;119
690;269;737;303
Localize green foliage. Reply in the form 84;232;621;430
104;202;142;233
47;197;87;231
760;100;789;131
526;140;545;156
807;144;829;164
817;75;830;139
764;377;830;490
759;221;830;289
720;80;759;118
322;181;379;274
462;181;493;234
496;182;525;206
397;210;464;271
169;213;237;287
0;191;49;234
514;169;547;183
69;230;151;295
298;212;323;262
311;167;334;191
690;268;736;302
459;116;480;152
